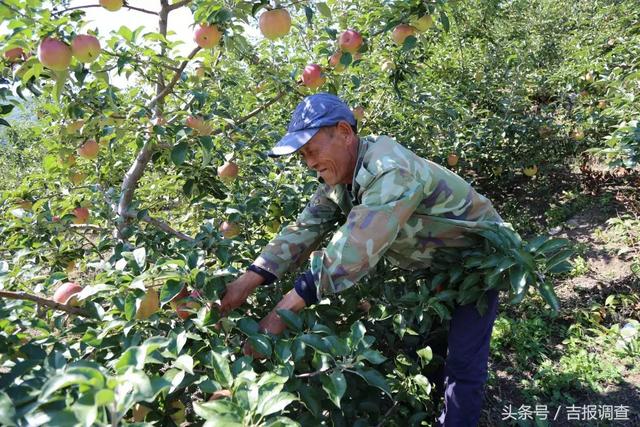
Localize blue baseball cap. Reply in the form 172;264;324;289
268;93;356;157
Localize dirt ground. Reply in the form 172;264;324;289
480;173;640;426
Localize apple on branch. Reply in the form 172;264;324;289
259;8;291;40
53;282;83;306
71;35;101;63
302;64;325;89
38;38;72;71
391;24;417;45
217;161;238;182
194;24;222;49
338;29;363;53
219;221;240;239
99;0;123;12
4;47;24;63
72;207;90;224
77;139;99;160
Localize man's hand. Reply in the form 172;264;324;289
219;271;264;316
244;289;307;359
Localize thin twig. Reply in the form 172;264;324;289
168;0;192;11
121;210;196;242
147;46;201;109
52;3;158;16
0;290;92;317
68;227;106;260
374;402;399;427
0;0;29;18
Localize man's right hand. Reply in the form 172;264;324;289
219;271;264;316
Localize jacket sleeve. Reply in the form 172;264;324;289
309;167;428;301
252;183;342;278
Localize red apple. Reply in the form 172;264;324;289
170;289;202;320
69;171;87;185
329;51;345;72
194;24;222;49
37;37;72;71
447;153;459;166
217;161;238;181
4;47;24;62
259;8;291;40
72;207;90;224
185;116;212;135
71;34;101;63
77;139;99;160
352;106;365;121
302;64;325;89
338;29;363;53
99;0;123;11
391;24;416;45
53;282;83;305
219;221;240;239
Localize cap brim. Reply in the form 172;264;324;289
268;128;320;157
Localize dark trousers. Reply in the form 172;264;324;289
426;290;500;426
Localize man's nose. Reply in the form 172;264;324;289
306;157;319;170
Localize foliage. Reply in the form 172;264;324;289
0;0;637;425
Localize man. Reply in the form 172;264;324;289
220;93;504;426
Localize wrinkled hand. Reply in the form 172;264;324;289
242;289;307;359
219;271;263;317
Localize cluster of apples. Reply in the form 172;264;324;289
36;33;101;71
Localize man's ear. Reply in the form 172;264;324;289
336;120;354;143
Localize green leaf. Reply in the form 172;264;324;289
175;354;194;374
194;400;244;425
545;249;574;272
320;371;346;408
211;351;233;388
236;318;260;335
358;349;386;365
416;346;433;366
276;309;302;332
256;392;297;416
39;373;93;401
248;335;272;357
536;238;570;255
133;247;146;268
349;321;366;347
352;368;391;397
304;6;313;25
159;279;184;305
299;334;330;354
525;235;549;252
509;265;528;295
402;35;417;51
0;392;15;426
316;2;331;18
94;389;115;406
537;281;560;312
298;384;323;417
171;140;189;166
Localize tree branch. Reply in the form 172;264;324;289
122;210;195;242
0;0;29;19
168;0;192;11
147;46;201;110
0;291;92;317
52;3;158;17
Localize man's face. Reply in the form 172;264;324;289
297;123;357;186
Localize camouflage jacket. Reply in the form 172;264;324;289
253;135;506;302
